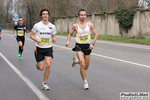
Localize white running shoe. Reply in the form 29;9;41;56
84;83;89;90
72;57;79;67
42;82;50;90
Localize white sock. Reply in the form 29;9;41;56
74;58;79;63
43;82;46;84
84;80;88;84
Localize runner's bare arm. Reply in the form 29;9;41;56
52;34;56;43
89;22;98;44
24;27;29;33
12;28;16;38
89;22;98;49
26;30;29;33
30;31;41;44
65;24;76;47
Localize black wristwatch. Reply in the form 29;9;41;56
92;43;95;46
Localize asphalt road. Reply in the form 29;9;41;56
0;30;150;100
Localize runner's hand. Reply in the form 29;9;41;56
24;27;26;31
89;44;94;49
36;39;41;44
65;41;69;47
14;34;16;38
52;37;56;43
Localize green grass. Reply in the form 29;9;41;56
56;33;150;45
56;33;76;37
3;29;12;31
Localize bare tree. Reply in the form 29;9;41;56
139;0;150;8
0;0;140;29
21;0;41;30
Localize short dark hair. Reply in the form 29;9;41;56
78;9;86;15
40;8;50;16
19;17;22;19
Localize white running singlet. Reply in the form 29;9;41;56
31;21;57;48
75;21;91;44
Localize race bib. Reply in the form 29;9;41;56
78;33;90;43
39;36;51;47
17;30;24;36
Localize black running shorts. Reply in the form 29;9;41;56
34;46;53;62
16;36;25;45
72;43;92;55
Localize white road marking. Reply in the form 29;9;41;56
52;44;150;69
91;53;150;68
0;52;49;100
3;33;150;69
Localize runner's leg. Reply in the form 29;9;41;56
43;56;52;83
76;51;89;89
76;51;86;81
84;55;90;70
18;41;24;54
37;60;45;71
18;41;23;47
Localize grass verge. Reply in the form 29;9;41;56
56;33;150;45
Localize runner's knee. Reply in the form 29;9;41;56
38;65;44;71
19;42;23;47
80;61;85;68
46;63;51;68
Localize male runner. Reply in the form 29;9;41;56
12;17;28;59
30;8;57;90
65;9;98;90
0;27;1;41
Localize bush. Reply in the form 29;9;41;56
114;7;135;33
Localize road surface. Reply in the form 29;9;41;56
0;30;150;100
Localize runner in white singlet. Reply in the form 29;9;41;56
30;8;57;90
66;9;98;90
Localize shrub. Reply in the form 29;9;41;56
114;7;135;33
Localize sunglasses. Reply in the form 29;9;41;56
19;20;23;21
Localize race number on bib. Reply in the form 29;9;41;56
39;36;51;47
78;33;90;43
17;30;24;36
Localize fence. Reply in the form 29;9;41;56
54;9;150;39
0;23;34;31
0;23;14;29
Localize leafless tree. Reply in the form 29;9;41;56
0;0;140;29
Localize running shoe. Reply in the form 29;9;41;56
36;63;40;70
84;83;89;90
72;57;79;67
19;55;22;60
42;82;50;90
18;52;21;57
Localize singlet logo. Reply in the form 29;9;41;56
40;32;51;35
17;28;24;30
48;27;52;29
39;28;46;30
